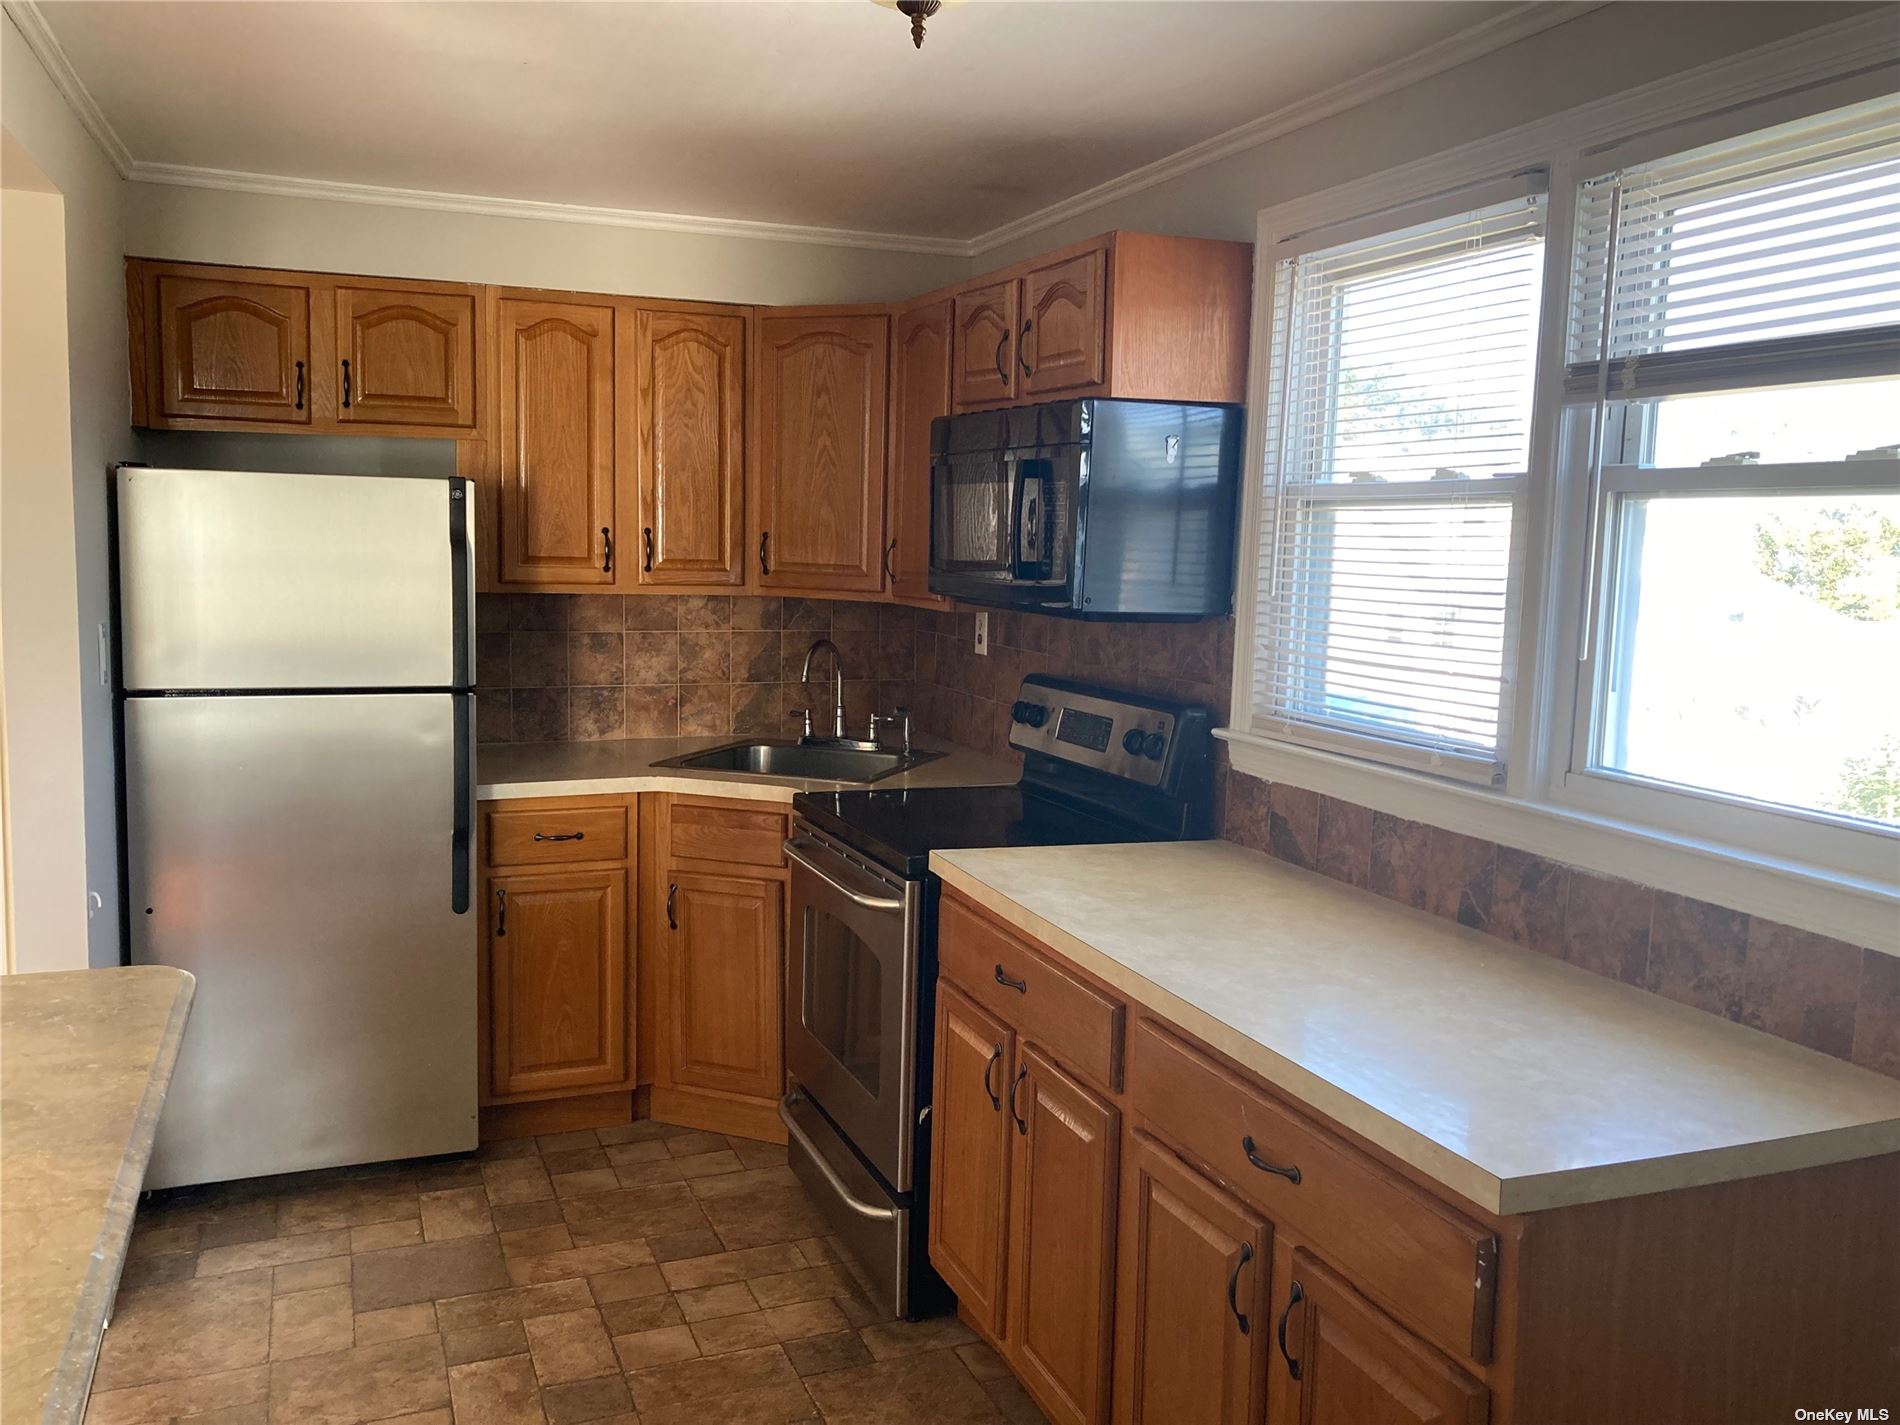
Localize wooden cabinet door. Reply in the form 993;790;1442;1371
951;280;1019;408
1022;247;1107;397
334;285;478;430
486;868;628;1099
156;273;313;424
666;870;783;1101
928;982;1015;1339
496;296;617;586
1271;1248;1488;1425
635;307;745;586
1115;1132;1271;1425
1008;1042;1119;1425
753;312;888;592
888;299;951;601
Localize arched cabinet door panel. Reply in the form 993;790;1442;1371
636;307;746;587
157;274;314;425
952;281;1019;409
335;287;478;431
1021;248;1107;397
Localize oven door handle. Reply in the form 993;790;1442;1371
780;1090;899;1222
784;837;905;913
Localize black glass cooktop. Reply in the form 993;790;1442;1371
793;783;1152;879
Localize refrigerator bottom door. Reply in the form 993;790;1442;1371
125;692;477;1188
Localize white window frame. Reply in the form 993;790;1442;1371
1223;15;1900;954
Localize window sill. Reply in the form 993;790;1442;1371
1217;728;1900;955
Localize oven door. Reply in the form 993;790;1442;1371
785;826;922;1191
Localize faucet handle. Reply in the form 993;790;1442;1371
893;706;913;754
868;712;886;746
786;707;813;740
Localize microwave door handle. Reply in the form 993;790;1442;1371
1015;459;1052;580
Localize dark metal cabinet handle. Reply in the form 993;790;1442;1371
1019;319;1033;376
983;1044;1003;1111
882;538;897;585
1242;1135;1302;1185
495;886;507;937
994;964;1027;994
601;527;613;574
993;331;1009;383
294;361;305;410
340;358;352;408
643;527;654;573
532;831;584;843
1008;1065;1028;1136
1277;1280;1305;1380
1227;1241;1254;1335
759;531;771;577
666;882;678;931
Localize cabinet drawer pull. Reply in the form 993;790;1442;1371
983;1043;1002;1111
531;831;585;843
993;964;1027;994
643;526;654;573
759;531;771;577
294;360;305;411
340;358;352;408
666;882;678;931
1277;1280;1304;1380
1227;1241;1254;1335
494;886;507;937
1019;319;1033;376
1242;1134;1301;1185
1008;1064;1028;1135
601;526;613;574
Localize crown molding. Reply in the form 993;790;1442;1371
964;0;1607;256
3;0;133;174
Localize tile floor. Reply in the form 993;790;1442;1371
91;1122;1048;1425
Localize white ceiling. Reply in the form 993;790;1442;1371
25;0;1580;248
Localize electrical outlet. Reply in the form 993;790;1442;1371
973;611;990;656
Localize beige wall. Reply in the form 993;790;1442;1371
3;11;135;970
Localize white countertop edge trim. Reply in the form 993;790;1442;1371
476;773;801;803
929;854;1900;1217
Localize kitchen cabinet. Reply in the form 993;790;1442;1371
1267;1246;1488;1425
1021;247;1107;397
952;281;1019;408
333;284;478;430
752;310;889;593
887;298;952;604
494;293;619;587
928;983;1016;1338
633;305;747;587
149;268;315;426
1115;1132;1271;1425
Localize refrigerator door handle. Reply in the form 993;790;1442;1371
451;694;473;915
449;480;472;689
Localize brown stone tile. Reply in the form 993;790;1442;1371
604;1139;674;1168
612;1323;702;1372
662;1130;731;1158
626;1343;802;1413
476;687;515;745
507;1238;658;1287
567;594;626;633
624;594;678;631
954;1339;1010;1381
373;1409;455;1425
82;1364;268;1425
760;1298;848;1341
613;1156;686;1189
568;632;625;686
1646;892;1749;1021
744;1265;855;1309
351;1219;424;1254
625;686;681;738
482;1159;555;1206
679;631;730;683
510;596;569;632
414;1158;487;1193
568;687;627;742
502;1224;576;1259
588;1263;667;1303
692;1311;781;1356
679;683;733;735
536;1130;602;1152
731;682;784;736
197;1230;351;1278
267;1334;450;1425
1854;948;1900;1079
660;1244;806;1291
1492;848;1567;957
1313;796;1372;889
441;1320;530;1367
491;1200;566;1234
792;1235;844;1266
689;1165;800;1200
984;1371;1051;1423
552;1168;623;1198
1561;871;1653;985
674;1149;743;1180
355;1302;438;1346
542;1146;609;1175
352;1235;511;1312
677;595;733;630
1741;918;1864;1058
676;1281;760;1321
170;1401;272;1425
540;1373;634;1425
781;599;830;632
730;1138;789;1168
271;1284;356;1360
698;1186;830;1251
782;1329;872;1378
733;631;781;683
644;1228;725;1263
435;1279;595;1333
833;1292;883;1327
1425;825;1496;930
511;689;567;744
856;1315;977;1360
523;1307;620;1384
92;1270;271;1390
418;1187;493;1242
272;1255;351;1295
1368;811;1432;910
626;631;679;685
600;1293;686;1337
1267;782;1319;869
510;630;567;689
445;1352;545;1425
197;1212;277;1250
560;1183;708;1247
119;1251;199;1290
802;1348;1001;1424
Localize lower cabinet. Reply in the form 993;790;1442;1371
664;869;784;1102
485;867;629;1098
929;983;1016;1337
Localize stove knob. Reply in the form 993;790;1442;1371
1012;700;1048;728
1143;732;1167;760
1121;728;1146;756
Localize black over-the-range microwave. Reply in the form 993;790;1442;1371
926;397;1243;620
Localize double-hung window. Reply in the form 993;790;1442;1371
1250;177;1548;783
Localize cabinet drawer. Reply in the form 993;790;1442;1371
1129;1019;1497;1366
485;804;628;867
668;798;788;868
939;895;1122;1092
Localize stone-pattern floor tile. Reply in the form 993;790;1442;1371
97;1123;1041;1425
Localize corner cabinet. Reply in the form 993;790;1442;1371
752;310;889;593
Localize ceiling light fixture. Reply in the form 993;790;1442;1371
873;0;944;49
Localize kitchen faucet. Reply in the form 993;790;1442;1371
799;638;848;739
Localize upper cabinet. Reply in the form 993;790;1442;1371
950;233;1252;412
129;260;482;436
887;298;952;603
752;310;889;594
632;305;746;587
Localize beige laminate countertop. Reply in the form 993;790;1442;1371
1;966;195;1425
931;840;1900;1217
478;734;1021;802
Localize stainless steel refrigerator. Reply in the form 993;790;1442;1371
115;465;477;1189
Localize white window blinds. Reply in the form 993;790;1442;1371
1252;186;1547;783
1567;93;1900;400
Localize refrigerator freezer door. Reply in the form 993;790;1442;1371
125;692;477;1187
116;467;472;691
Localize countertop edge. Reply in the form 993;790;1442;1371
475;773;798;803
46;969;196;1425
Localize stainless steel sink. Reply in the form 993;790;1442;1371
655;739;944;784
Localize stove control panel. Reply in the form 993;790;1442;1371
1008;675;1195;788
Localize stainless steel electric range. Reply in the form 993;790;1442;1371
779;674;1218;1319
